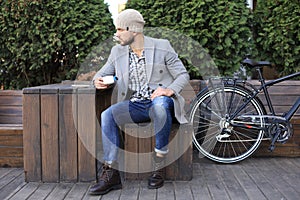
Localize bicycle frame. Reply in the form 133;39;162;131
230;68;300;122
260;71;300;120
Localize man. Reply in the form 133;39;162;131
89;9;189;195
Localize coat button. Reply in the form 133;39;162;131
121;92;125;96
159;70;163;73
159;84;163;86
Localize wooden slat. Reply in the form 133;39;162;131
124;124;139;180
0;147;23;157
176;124;193;181
23;92;41;182
0;135;22;146
0;124;22;130
0;95;22;106
59;91;78;182
165;124;193;181
0;116;22;124
0;91;23;125
258;95;299;106
0;157;23;167
138;124;153;179
165;124;177;180
77;88;96;182
0;90;23;96
41;93;59;182
0;106;22;115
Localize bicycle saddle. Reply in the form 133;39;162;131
242;58;272;68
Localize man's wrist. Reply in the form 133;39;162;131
166;88;175;97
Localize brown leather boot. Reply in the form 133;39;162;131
148;153;166;189
89;162;122;195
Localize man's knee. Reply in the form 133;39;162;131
152;96;173;109
101;107;111;123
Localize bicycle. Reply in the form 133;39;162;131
189;58;300;163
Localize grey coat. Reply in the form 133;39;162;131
93;36;190;124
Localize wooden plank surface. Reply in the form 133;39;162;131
174;124;193;181
138;124;153;180
59;92;78;182
0;90;23;124
23;93;41;182
0;168;25;200
41;93;59;182
77;89;96;182
2;157;300;200
124;124;139;180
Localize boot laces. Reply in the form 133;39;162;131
99;164;113;183
152;156;165;178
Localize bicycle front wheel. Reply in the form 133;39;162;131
190;85;266;163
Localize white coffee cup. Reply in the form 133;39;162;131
102;76;115;85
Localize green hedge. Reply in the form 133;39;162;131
0;0;114;89
254;0;300;76
1;0;298;89
126;0;254;78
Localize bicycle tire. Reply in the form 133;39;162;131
190;85;266;163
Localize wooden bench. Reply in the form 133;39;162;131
21;80;300;182
0;90;23;167
22;82;194;182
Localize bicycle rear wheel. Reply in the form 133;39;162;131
190;85;266;163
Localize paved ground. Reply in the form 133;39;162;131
1;156;300;200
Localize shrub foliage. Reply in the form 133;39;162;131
126;0;254;78
253;0;300;76
1;0;299;89
0;0;113;89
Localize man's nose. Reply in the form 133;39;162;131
115;29;122;36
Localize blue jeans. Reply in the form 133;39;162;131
101;96;174;163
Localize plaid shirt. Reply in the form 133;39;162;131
128;48;152;102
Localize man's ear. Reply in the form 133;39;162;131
132;32;138;36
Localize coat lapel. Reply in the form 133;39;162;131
144;36;155;82
117;46;129;89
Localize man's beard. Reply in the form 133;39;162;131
120;36;134;46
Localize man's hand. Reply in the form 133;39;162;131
151;87;174;100
94;77;111;89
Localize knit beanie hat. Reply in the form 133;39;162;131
114;9;145;33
